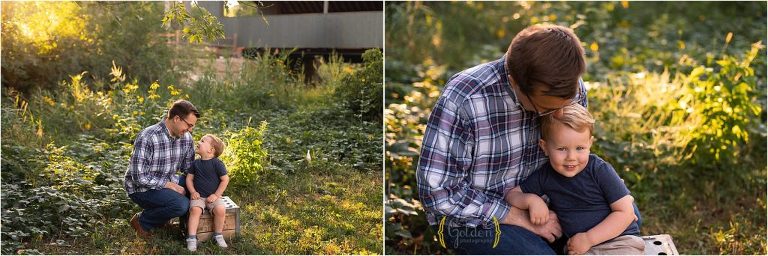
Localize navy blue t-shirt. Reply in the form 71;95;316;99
520;154;640;238
189;158;228;197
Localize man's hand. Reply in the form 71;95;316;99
165;182;185;195
191;192;201;200
501;206;562;243
567;232;593;255
206;194;219;203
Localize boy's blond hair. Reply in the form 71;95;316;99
203;134;225;158
540;103;595;140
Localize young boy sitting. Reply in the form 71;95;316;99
185;134;230;251
506;103;645;255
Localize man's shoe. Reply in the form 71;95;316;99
130;213;151;238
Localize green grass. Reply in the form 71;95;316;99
636;165;767;254
26;166;381;254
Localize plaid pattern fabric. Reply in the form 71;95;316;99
124;120;195;195
417;55;587;228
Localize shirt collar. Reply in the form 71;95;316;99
498;54;524;109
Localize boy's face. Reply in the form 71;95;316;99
539;122;592;178
196;136;214;157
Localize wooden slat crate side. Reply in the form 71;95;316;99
196;229;237;242
188;196;241;242
196;213;238;232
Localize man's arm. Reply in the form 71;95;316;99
567;195;635;254
129;135;165;190
417;92;513;227
181;138;195;175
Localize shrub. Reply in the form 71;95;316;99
334;49;383;122
1;2;179;94
590;42;765;174
220;121;270;187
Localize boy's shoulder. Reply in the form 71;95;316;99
193;157;225;164
587;154;611;170
585;154;623;183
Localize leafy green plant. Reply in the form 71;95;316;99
1;141;134;255
334;49;383;122
161;2;224;44
1;2;181;94
221;121;270;187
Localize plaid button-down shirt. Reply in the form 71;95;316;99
417;55;587;228
124;120;195;195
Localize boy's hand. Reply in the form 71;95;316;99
567;232;593;255
527;195;549;225
191;192;200;200
206;194;219;203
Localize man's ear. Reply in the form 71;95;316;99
539;139;548;156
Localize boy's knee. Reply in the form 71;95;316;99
189;206;203;214
214;205;226;214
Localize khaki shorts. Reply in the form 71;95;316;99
584;235;645;255
190;197;226;213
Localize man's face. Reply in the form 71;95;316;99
172;113;197;137
510;76;575;116
539;121;592;178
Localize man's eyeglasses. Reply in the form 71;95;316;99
179;116;195;130
523;92;578;117
507;74;579;117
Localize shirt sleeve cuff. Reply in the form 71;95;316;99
483;199;511;226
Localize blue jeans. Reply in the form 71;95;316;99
433;204;642;255
128;188;189;231
435;224;555;255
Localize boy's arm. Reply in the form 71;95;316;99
505;187;549;225
186;174;200;199
567;195;635;254
210;175;230;200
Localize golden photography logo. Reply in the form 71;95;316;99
437;216;501;248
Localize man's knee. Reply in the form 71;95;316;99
170;197;190;216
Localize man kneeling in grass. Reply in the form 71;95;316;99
124;100;198;238
185;134;230;251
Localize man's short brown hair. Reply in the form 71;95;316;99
506;24;586;99
167;99;200;120
540;103;595;141
203;134;225;158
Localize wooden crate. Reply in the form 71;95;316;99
192;196;240;242
642;234;679;255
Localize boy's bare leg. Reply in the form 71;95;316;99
188;206;203;235
212;204;228;247
213;205;226;233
